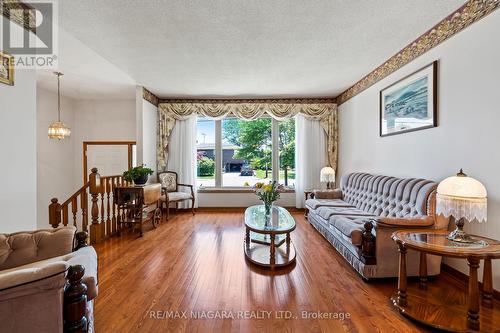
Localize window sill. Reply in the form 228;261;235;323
197;187;295;194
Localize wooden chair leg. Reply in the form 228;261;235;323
166;200;170;220
192;199;195;215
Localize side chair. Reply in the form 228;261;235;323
158;171;195;220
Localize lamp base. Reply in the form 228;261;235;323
447;228;474;243
447;217;474;243
326;181;335;190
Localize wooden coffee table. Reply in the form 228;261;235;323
391;230;500;332
244;205;296;269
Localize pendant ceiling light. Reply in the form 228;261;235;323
48;72;71;139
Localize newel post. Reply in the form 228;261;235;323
89;168;101;244
49;198;62;228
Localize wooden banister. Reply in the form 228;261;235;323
49;168;127;245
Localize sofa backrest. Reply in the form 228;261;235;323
340;173;437;218
0;227;76;271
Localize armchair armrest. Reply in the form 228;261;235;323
375;216;435;228
312;189;342;200
178;183;195;197
0;261;68;292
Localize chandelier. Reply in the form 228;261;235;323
48;72;71;139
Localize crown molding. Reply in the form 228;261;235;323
158;98;336;105
142;87;159;106
1;0;36;34
335;0;500;105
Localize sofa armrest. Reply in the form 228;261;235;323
0;261;68;292
312;189;342;200
375;216;435;228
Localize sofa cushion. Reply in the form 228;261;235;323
317;206;375;221
329;216;368;246
0;227;76;271
305;199;353;210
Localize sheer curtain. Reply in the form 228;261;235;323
295;114;327;208
167;114;198;208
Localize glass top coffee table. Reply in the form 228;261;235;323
244;205;296;269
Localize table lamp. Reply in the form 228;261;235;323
320;167;336;189
436;169;487;243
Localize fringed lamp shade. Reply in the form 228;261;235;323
48;121;71;140
320;167;336;183
436;169;487;242
48;72;71;140
320;167;336;189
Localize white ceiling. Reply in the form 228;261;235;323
47;0;465;99
36;26;136;100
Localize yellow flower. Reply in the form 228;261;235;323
263;184;272;192
255;182;264;189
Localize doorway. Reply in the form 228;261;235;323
83;141;136;183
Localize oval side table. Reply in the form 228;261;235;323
391;230;500;332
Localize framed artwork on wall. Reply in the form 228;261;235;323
380;61;437;137
0;51;14;86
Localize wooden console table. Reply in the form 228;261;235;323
391;230;500;332
114;183;162;237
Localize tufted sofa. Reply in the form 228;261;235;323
306;172;449;279
0;226;97;332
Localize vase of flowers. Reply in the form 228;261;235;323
254;181;282;220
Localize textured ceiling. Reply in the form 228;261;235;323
52;0;465;99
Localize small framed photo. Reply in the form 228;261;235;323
380;61;437;137
0;51;14;86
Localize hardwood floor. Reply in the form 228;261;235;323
93;209;491;332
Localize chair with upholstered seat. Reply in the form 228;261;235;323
158;171;195;219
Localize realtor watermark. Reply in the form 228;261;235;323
1;0;58;69
149;310;351;321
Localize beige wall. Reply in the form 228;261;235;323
142;100;158;181
72;98;136;188
0;69;37;233
35;92;136;229
338;11;500;288
36;88;76;228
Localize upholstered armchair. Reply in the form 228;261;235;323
158;171;195;219
0;226;97;333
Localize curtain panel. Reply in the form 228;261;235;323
157;100;338;173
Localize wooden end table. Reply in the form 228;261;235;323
244;205;296;269
391;230;500;332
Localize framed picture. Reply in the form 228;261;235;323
0;51;14;86
380;61;437;137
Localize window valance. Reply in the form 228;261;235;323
158;99;335;120
157;99;338;175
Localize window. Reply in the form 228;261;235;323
196;118;216;187
196;116;295;190
278;118;295;187
222;118;272;187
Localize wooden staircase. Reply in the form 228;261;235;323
48;168;131;244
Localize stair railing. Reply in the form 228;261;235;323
49;168;130;244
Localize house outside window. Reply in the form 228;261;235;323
196;116;295;189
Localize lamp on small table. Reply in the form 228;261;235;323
436;169;487;243
320;167;336;190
